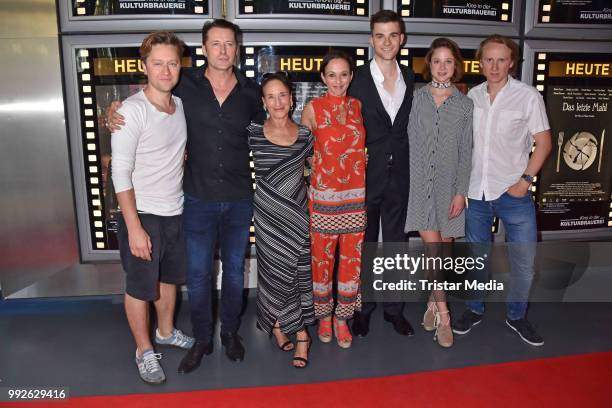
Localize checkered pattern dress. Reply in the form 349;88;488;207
405;86;473;238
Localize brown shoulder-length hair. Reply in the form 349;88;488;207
476;34;520;76
422;37;464;83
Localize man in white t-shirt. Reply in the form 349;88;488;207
453;35;552;346
111;31;194;384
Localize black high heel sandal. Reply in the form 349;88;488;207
292;337;311;369
271;323;294;352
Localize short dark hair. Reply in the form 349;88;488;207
201;19;242;45
320;49;354;75
139;31;185;62
261;71;293;94
370;9;405;34
476;34;520;76
423;37;465;82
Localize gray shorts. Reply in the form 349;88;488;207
118;213;187;301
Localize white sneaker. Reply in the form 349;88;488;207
155;328;195;350
135;349;165;384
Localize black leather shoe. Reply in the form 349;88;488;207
178;340;213;374
384;312;414;336
352;312;371;337
220;332;245;362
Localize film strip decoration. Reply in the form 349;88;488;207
75;49;106;249
240;45;367;243
533;52;612;230
527;52;550;203
73;0;208;17
397;0;512;22
400;46;501;233
538;1;552;23
75;46;196;250
238;0;369;17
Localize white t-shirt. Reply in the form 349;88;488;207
467;76;550;201
111;90;187;216
370;59;406;125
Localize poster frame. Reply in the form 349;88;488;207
62;33;205;261
57;0;218;33
522;39;612;240
524;0;612;40
382;0;523;37
226;1;376;32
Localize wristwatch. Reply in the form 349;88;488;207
521;174;534;184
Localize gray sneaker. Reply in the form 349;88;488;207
155;328;195;350
136;349;166;384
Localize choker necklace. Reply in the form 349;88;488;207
430;80;452;89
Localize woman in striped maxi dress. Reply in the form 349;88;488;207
248;72;314;368
404;38;473;348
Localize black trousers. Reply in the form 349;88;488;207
360;168;407;317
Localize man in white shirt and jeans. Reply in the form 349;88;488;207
453;35;552;346
112;31;194;384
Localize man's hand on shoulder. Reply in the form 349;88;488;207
105;100;125;132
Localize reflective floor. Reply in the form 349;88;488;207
1;295;611;397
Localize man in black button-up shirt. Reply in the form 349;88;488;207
109;20;264;373
176;21;264;372
175;65;263;202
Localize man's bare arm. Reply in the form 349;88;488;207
507;130;553;197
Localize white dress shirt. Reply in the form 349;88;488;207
370;59;406;125
467;76;550;201
111;90;187;216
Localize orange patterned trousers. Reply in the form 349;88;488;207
311;231;363;320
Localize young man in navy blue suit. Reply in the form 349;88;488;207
348;10;415;337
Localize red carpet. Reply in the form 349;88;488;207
7;352;612;407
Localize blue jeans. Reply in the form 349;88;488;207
465;192;537;321
183;194;253;342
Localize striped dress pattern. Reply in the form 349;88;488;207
248;123;315;334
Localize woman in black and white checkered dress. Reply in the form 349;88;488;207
404;38;473;348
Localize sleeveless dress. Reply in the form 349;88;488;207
248;122;315;334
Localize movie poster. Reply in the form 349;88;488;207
535;53;612;231
240;45;366;122
238;0;369;16
75;47;195;249
397;0;513;22
73;0;208;16
538;0;612;24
